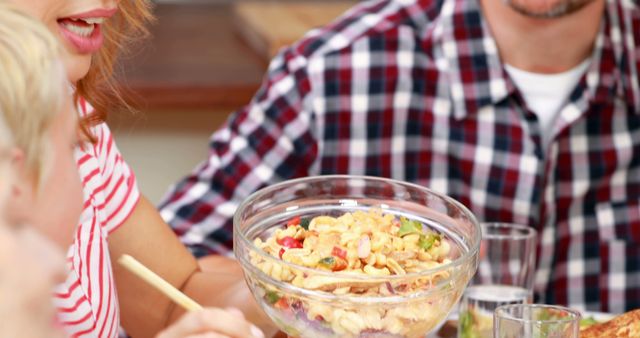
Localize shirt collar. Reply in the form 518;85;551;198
433;0;640;120
587;0;640;114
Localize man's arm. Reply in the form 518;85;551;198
158;46;318;257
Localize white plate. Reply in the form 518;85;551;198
582;311;615;322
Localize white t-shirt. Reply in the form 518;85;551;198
505;59;591;152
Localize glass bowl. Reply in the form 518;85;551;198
234;175;480;338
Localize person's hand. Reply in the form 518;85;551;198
156;307;265;338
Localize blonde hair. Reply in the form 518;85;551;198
0;113;11;206
0;2;65;187
76;0;154;133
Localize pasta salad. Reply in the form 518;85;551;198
249;209;460;337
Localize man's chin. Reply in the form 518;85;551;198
503;0;595;19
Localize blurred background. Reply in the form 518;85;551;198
111;0;355;203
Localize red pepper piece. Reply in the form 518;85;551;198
274;297;289;310
277;236;303;249
286;216;301;227
333;257;348;271
332;246;347;259
278;248;285;259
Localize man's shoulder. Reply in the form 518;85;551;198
290;0;445;60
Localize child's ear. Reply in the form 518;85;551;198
5;148;33;225
9;147;25;188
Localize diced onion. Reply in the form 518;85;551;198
358;235;371;259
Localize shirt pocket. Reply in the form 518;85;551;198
594;199;640;312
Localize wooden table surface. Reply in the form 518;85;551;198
117;2;267;111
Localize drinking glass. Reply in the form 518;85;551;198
493;304;581;338
457;223;537;338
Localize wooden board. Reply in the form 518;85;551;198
234;1;357;60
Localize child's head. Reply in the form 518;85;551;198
0;5;75;337
0;1;83;249
0;1;63;187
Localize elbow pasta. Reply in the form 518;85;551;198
249;209;457;337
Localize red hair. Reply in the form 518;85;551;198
75;0;154;139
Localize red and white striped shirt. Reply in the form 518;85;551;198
54;101;140;337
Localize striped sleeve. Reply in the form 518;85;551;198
92;122;140;235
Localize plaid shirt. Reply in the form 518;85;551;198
160;0;640;313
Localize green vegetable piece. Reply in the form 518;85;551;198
265;291;280;304
458;310;479;338
398;217;423;237
318;256;336;269
533;308;569;337
535;307;564;321
299;217;311;230
536;308;552;321
419;233;442;251
580;317;599;328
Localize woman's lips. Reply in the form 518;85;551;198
57;8;117;55
58;19;103;54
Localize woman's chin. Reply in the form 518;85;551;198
64;54;92;83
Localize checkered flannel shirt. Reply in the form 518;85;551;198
160;0;640;312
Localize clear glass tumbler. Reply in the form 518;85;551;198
457;223;538;338
493;304;581;338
